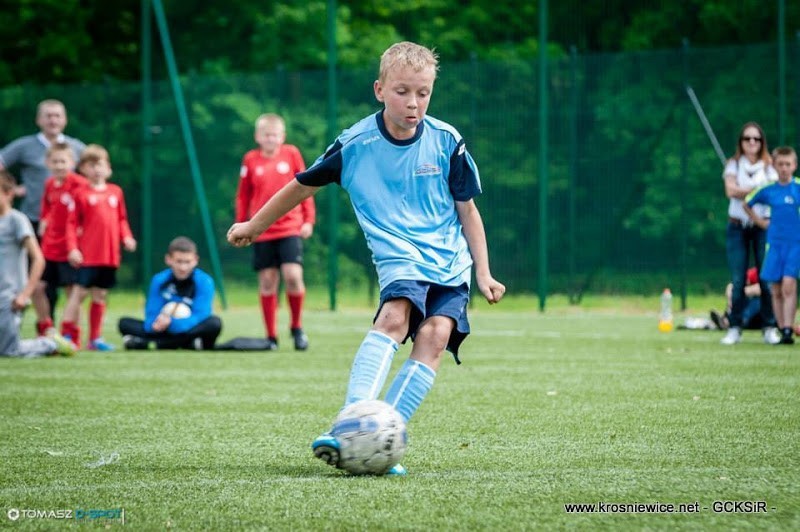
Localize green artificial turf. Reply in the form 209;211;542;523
1;297;798;530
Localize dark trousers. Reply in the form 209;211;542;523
725;222;775;329
118;316;222;349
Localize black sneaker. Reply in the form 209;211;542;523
291;328;308;351
709;310;728;330
122;335;149;350
780;328;795;345
265;337;279;350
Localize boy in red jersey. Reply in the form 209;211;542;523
235;113;315;350
61;145;136;350
34;143;89;335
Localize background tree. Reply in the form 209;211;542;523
1;1;798;86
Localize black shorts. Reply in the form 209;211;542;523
252;236;304;271
75;266;117;289
42;260;78;287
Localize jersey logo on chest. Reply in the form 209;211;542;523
414;163;441;176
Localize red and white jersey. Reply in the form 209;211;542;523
235;144;315;242
67;183;134;267
40;172;89;261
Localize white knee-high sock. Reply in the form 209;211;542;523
384;359;436;423
344;331;399;406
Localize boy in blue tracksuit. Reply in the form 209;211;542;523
744;146;800;344
118;236;221;349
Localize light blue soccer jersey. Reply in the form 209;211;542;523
297;112;482;289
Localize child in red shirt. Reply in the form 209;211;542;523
235;113;315;350
33;143;89;335
61;144;136;350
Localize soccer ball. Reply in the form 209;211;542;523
161;301;191;319
332;400;407;475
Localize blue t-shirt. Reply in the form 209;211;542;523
747;178;800;243
143;267;215;333
297;112;481;289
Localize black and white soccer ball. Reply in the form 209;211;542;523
332;399;407;475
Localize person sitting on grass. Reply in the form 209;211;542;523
118;236;222;350
709;267;763;331
0;170;74;357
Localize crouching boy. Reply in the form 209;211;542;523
0;170;74;357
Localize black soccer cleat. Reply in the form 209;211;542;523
265;337;279;350
122;335;149;350
291;328;309;351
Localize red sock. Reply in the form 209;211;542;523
36;318;54;336
61;321;81;348
288;291;304;329
89;301;106;342
260;294;278;339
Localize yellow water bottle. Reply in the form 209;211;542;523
658;288;674;332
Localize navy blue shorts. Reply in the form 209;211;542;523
42;260;78;287
75;266;117;289
376;280;470;363
252;236;303;270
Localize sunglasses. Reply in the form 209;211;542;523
741;136;762;142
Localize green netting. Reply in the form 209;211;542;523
1;42;797;299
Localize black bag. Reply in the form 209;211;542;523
214;337;275;351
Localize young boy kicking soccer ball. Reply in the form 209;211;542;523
227;41;505;475
743;146;800;344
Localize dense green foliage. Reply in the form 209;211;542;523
2;1;799;87
2;3;800;296
2;298;799;529
1;43;795;295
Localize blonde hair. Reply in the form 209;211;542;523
255;113;285;131
378;42;439;83
772;146;797;162
78;144;110;168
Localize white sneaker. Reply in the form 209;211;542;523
763;327;781;345
721;327;742;345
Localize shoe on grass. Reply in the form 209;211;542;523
291;328;309;351
709;310;728;330
47;330;76;357
763;327;781;345
720;327;742;345
779;328;795;345
312;432;341;468
386;463;407;476
122;335;149;350
88;338;116;351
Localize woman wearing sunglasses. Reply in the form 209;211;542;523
720;121;780;345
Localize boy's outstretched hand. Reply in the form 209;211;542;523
227;222;254;247
477;274;506;304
